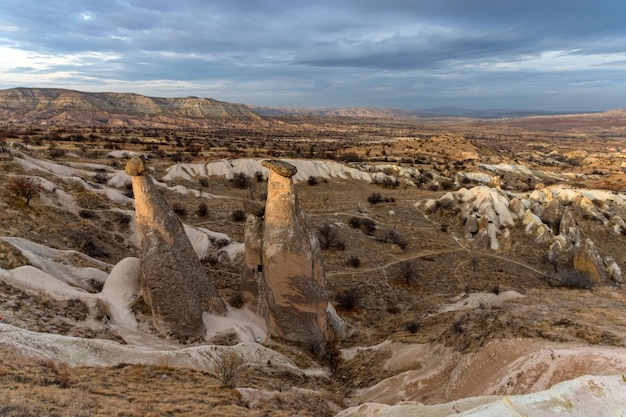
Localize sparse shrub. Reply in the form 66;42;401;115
317;223;345;250
396;260;418;285
338;151;363;162
79;209;97;219
405;321;421;334
551;269;595;289
335;288;360;311
380;176;399;189
435;198;455;210
8;176;42;205
72;232;110;259
378;229;408;250
172;202;187;217
199;177;209;188
197;202;209;217
347;255;361;268
231;172;250;189
48;148;66;159
231;209;246;222
307;175;318;186
112;211;132;227
492;285;501;295
360;218;377;235
348;217;362;228
211;352;244;388
93;171;108;185
440;179;454;190
254;171;265;182
367;192;384;204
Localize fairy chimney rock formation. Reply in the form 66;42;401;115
126;156;225;339
258;159;331;345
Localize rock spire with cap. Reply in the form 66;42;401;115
126;156;225;339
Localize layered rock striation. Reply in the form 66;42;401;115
126;156;225;339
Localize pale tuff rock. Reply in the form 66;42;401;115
463;214;479;239
126;156;225;339
498;227;512;250
559;209;580;244
573;238;607;283
604;257;623;284
242;160;341;346
508;197;526;219
608;215;625;235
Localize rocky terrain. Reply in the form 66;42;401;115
0;99;625;416
0;88;260;127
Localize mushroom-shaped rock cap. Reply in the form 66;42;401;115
262;160;297;178
125;156;147;176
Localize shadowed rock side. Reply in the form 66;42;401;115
241;200;266;315
125;156;225;339
242;160;333;346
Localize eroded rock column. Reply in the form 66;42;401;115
126;156;225;339
260;160;330;346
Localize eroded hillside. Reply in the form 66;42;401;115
0;114;625;416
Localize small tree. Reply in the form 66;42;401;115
396;260;418;285
317;223;345;250
8;176;42;205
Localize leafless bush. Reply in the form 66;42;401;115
93;171;108;184
349;216;376;235
347;255;361;268
231;209;246;222
377;229;408;250
172;202;187;217
335;288;360;311
405;321;421;334
211;351;244;388
337;151;363;162
231;172;250;189
396;260;418;285
317;223;345;250
367;192;384;204
551;269;595;289
197;202;209;217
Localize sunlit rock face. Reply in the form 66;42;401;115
242;160;334;346
126;156;225;339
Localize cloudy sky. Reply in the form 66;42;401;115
1;0;626;111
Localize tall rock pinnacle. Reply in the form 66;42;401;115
126;156;225;339
245;160;331;346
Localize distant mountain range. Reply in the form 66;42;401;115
250;105;596;119
0;88;260;127
0;87;612;127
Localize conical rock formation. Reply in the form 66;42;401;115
241;160;340;346
126;156;225;339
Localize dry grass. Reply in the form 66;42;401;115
0;351;337;417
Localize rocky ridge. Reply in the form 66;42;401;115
0;87;260;126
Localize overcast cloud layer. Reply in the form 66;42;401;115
1;0;626;110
